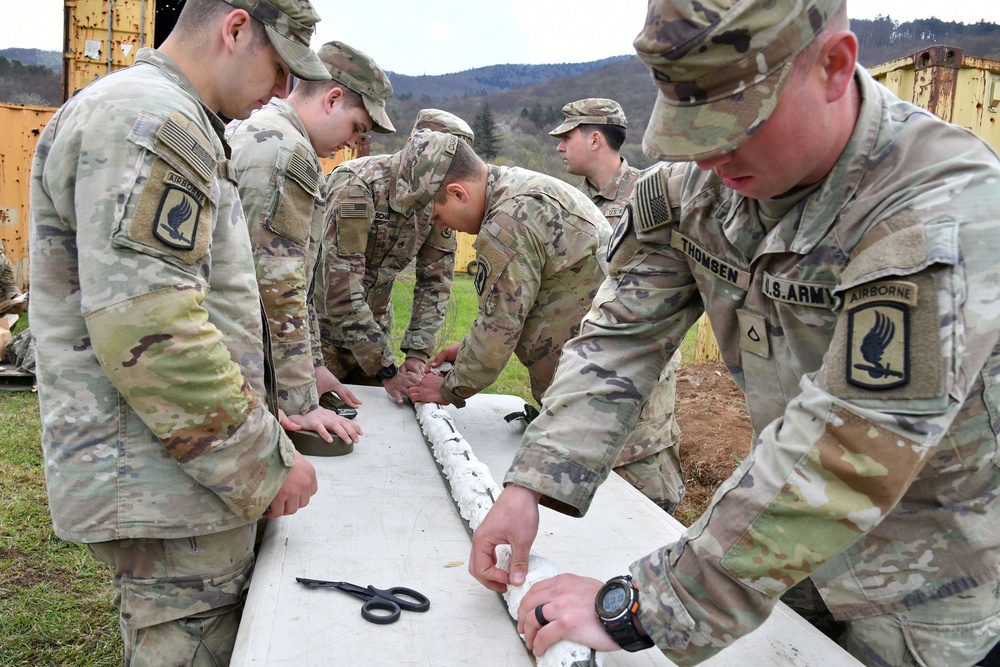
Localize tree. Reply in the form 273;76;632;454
473;101;503;160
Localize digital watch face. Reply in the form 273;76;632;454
600;585;628;614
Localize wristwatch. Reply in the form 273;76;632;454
595;574;654;652
375;363;398;381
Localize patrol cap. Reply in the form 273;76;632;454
412;109;475;146
317;41;395;133
222;0;330;81
394;129;459;213
633;0;842;161
548;98;628;137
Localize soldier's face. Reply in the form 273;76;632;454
316;95;373;157
431;187;483;234
694;68;832;200
220;40;290;120
556;128;589;176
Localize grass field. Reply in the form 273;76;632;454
0;274;696;665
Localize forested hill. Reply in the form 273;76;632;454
385;56;630;98
2;15;997;179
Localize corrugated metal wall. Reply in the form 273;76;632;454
0;102;56;290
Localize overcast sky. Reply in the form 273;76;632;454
2;0;996;76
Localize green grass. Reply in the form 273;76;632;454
1;278;697;665
0;392;122;666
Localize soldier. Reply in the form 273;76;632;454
550;98;685;513
226;40;394;445
0;239;22;317
471;0;1000;665
315;113;469;404
29;0;326;663
407;131;610;409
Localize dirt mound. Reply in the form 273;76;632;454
673;361;753;525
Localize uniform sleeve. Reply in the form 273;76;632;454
401;225;456;360
630;220;1000;664
503;209;702;516
441;214;542;407
38;108;291;522
234;140;323;416
317;171;395;375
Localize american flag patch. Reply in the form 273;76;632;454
339;201;368;218
633;170;672;232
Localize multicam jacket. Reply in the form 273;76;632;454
507;69;1000;663
29;49;295;544
580;157;640;227
226;99;326;416
442;166;610;407
316;153;455;375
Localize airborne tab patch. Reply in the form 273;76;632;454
846;301;910;390
153;172;204;250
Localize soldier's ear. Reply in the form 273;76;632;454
221;8;252;56
324;87;344;114
446;182;469;203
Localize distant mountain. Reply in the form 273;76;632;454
0;48;61;72
386;56;631;98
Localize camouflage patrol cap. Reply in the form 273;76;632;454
222;0;330;81
394;129;459;213
548;98;628;137
633;0;843;161
317;41;395;133
412;109;475;146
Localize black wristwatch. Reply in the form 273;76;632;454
375;363;398;381
595;574;654;652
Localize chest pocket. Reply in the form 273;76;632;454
265;145;322;246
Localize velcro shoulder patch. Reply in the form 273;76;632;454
285;145;321;195
155;111;217;185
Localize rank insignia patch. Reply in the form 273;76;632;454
153;184;202;251
847;302;910;389
474;255;491;296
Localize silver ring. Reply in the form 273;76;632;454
535;603;549;627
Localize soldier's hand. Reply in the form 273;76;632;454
470;485;541;592
265;451;318;519
314;365;362;408
400;356;427;377
285;407;363;444
383;371;420;404
428;342;462;369
407;373;448;405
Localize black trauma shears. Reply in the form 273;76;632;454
295;577;430;624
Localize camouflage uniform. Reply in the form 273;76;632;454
441;165;610;407
226;98;327;416
316;132;458;380
29;47;301;665
550;97;684;512
0;240;18;302
593;161;684;513
507;59;1000;667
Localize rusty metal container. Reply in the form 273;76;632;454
868;45;1000;154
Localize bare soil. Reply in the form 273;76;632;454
672;361;753;525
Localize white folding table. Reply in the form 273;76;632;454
232;385;860;666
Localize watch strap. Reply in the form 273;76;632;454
375;363;398;381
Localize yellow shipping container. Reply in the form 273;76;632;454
868;45;1000;154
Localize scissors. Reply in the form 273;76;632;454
295;577;430;624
